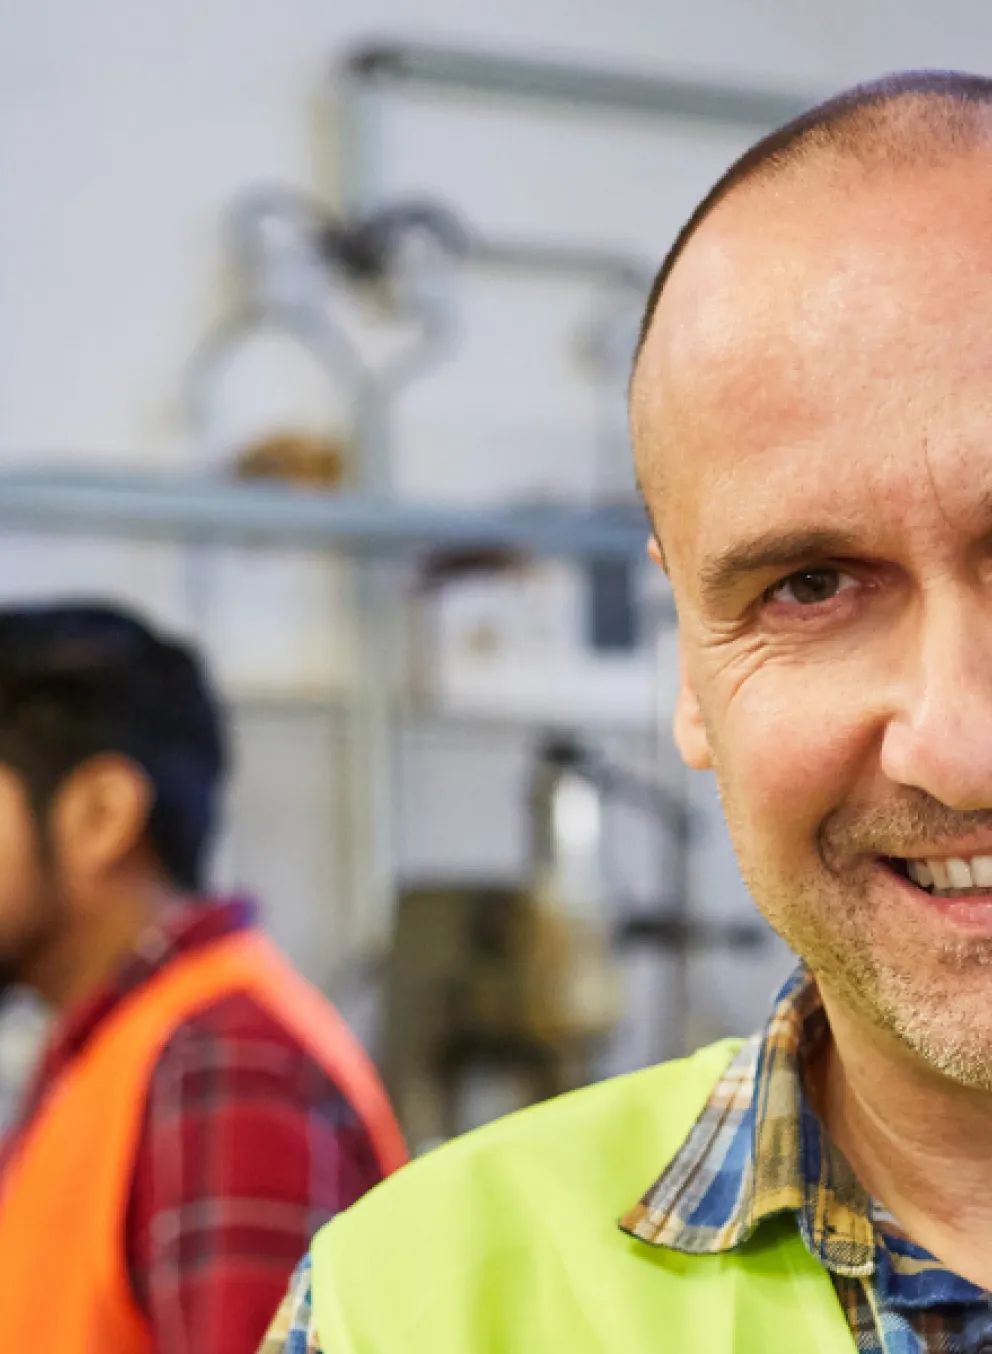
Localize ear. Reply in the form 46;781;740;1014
51;755;154;884
673;654;713;772
647;535;667;573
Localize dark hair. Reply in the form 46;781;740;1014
633;70;992;367
0;602;228;891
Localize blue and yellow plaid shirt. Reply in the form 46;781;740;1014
259;967;992;1354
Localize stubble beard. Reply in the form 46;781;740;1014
0;880;64;1009
743;851;992;1091
703;719;992;1088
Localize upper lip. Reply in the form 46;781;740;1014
884;839;992;861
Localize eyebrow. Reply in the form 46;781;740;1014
697;526;864;604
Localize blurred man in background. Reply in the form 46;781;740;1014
0;602;405;1354
263;71;992;1354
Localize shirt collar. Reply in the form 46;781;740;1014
619;965;876;1279
29;896;255;1091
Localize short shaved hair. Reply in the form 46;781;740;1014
632;70;992;373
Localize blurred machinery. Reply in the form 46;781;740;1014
384;734;765;1151
384;734;617;1150
176;160;664;961
0;43;807;1123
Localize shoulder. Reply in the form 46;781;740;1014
133;994;382;1224
163;988;308;1046
148;992;369;1127
396;1036;737;1168
307;1042;743;1350
319;1038;742;1259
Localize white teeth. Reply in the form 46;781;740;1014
929;860;950;890
907;860;934;888
973;856;992;887
903;855;992;893
946;858;974;889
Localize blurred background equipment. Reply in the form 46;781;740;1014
384;732;768;1153
0;27;824;1139
385;734;620;1148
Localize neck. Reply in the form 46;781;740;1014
31;877;186;1013
816;984;992;1290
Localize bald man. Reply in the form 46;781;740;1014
260;71;992;1354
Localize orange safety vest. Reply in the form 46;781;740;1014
0;928;407;1353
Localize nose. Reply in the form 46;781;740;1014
879;590;992;810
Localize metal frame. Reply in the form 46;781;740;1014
0;468;649;556
342;40;812;127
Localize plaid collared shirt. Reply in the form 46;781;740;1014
258;967;992;1354
621;968;992;1353
0;898;383;1354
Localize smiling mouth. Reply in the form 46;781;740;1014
885;855;992;898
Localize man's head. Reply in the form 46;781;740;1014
631;72;992;1085
0;602;227;999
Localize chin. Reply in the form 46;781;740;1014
876;976;992;1090
898;1028;992;1090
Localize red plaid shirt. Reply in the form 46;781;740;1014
0;899;384;1354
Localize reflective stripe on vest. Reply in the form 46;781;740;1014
311;1039;855;1353
0;928;406;1354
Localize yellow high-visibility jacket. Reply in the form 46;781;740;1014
311;1038;855;1352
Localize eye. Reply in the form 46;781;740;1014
767;567;856;607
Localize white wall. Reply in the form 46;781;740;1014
2;0;992;1090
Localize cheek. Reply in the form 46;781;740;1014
708;668;876;867
0;779;42;922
